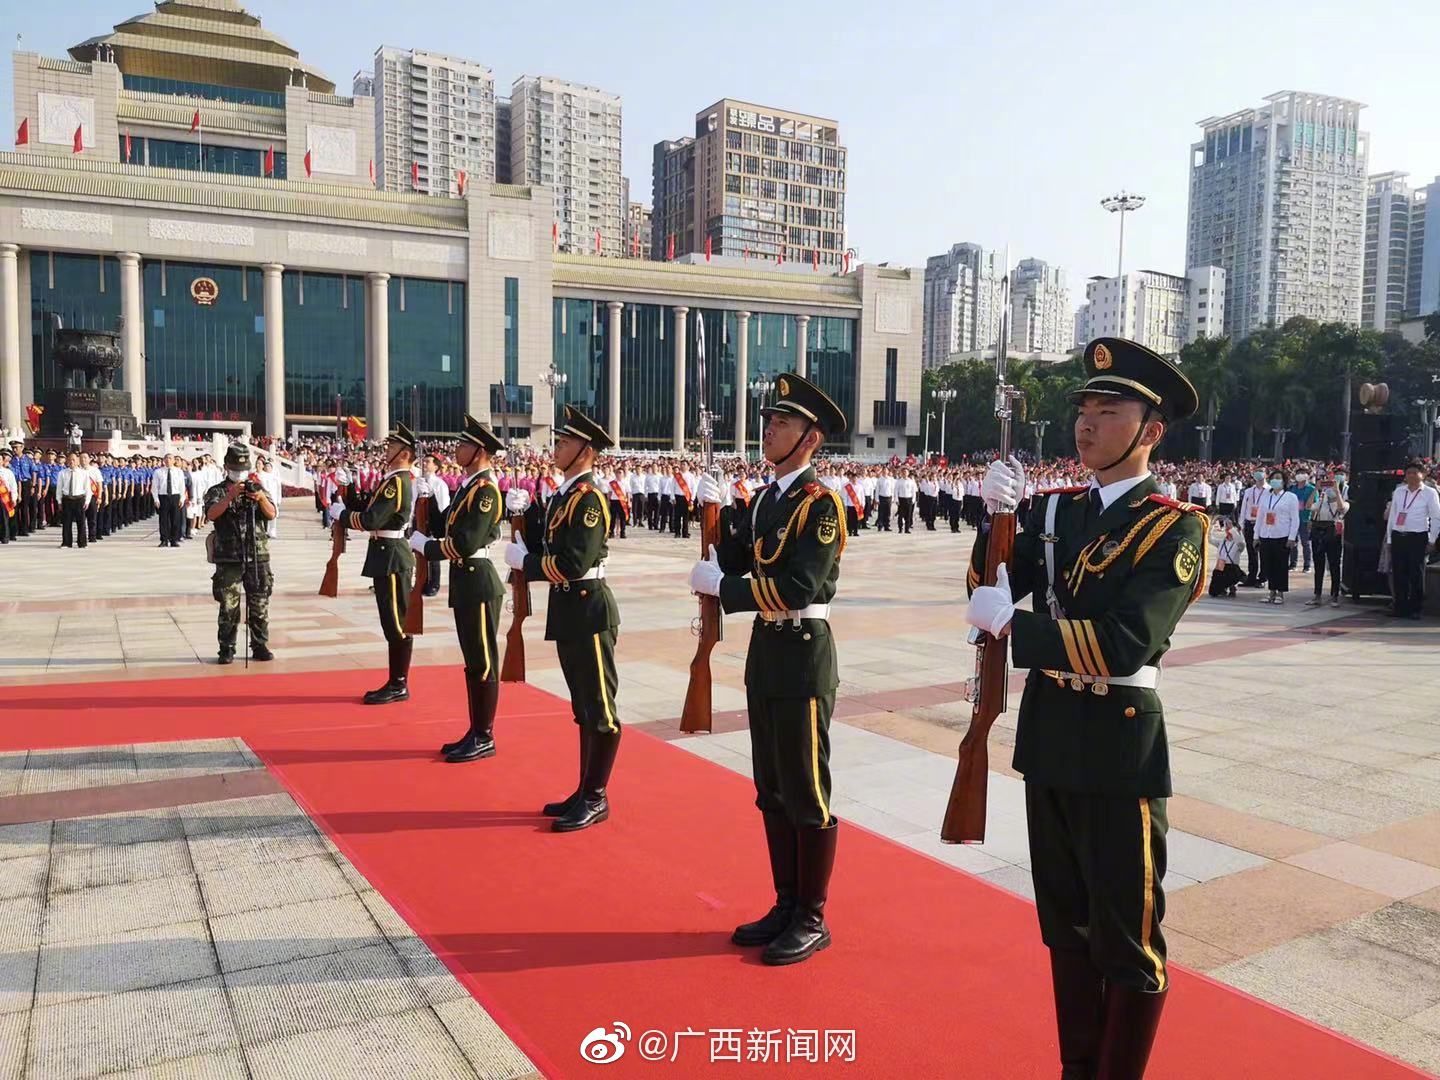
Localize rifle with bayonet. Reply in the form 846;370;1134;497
681;315;722;733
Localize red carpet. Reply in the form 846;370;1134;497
2;668;1427;1079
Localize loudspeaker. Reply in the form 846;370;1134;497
1342;469;1402;597
1349;410;1406;475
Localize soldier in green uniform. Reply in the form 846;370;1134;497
964;338;1207;1079
688;373;848;967
408;415;507;762
348;423;418;705
504;404;621;832
203;443;277;665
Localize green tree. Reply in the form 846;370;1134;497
1177;336;1234;461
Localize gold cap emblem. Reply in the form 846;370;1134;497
777;376;791;397
1093;343;1113;370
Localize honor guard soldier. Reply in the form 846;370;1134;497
688;372;848;967
349;424;419;704
504;404;622;833
409;416;507;762
965;338;1207;1079
204;443;276;664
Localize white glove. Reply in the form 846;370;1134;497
505;488;531;514
981;456;1025;514
688;544;723;597
408;531;429;554
965;563;1016;637
503;540;527;571
696;473;723;506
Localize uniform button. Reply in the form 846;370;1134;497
580;589;588;597
802;632;811;641
1124;707;1136;718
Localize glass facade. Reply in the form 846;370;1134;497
145;261;265;424
29;252;123;395
551;298;608;434
686;307;737;450
122;75;285;110
389;278;465;434
283;271;366;421
806;316;856;451
134;137;287;179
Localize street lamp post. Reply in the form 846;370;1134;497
923;411;935;458
1030;418;1050;460
1271;425;1290;462
1196;423;1216;463
934;388;957;461
748;376;774;461
540;364;567;452
1100;191;1146;280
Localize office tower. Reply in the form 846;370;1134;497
1010;258;1072;353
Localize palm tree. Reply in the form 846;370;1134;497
1177;336;1233;461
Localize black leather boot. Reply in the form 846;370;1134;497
762;821;837;965
553;728;620;832
543;726;589;816
251;643;274;662
440;666;480;755
732;813;798;946
1095;985;1167;1080
445;671;498;762
363;638;413;705
1050;949;1105;1080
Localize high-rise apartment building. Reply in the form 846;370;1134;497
1407;184;1429;317
1363;173;1418;332
1076;267;1225;356
651;100;847;268
1186;91;1369;338
921;243;1011;368
369;47;496;196
510;76;623;256
625;199;652;259
494;97;512;184
1010;258;1072;353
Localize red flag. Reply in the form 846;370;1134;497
630;232;638;257
595;228;602;255
72;125;83;154
842;250;852;274
24;404;43;434
15;118;27;146
457;169;467;196
345;416;368;444
190;109;200;133
812;249;820;271
777;244;785;266
304;149;312;177
124;129;133;163
411;160;419;189
705;235;712;262
263;145;274;177
552;221;558;250
368;159;375;186
666;234;675;261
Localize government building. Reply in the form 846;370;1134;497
0;0;920;456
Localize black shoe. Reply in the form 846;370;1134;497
1095;984;1167;1079
445;670;498;762
762;822;838;965
543;726;590;815
217;648;235;666
363;638;413;704
251;643;274;661
1049;949;1104;1079
421;588;440;598
553;729;620;832
732;813;798;946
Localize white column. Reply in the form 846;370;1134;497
734;311;750;458
0;244;21;437
117;252;145;423
262;263;285;438
795;313;810;378
671;305;688;452
606;301;623;447
368;272;390;438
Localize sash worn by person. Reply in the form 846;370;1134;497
350;423;418;705
689;373;848;967
966;338;1206;1078
505;405;622;832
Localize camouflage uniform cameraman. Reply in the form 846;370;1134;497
204;443;277;665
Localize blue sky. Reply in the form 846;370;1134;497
7;0;1440;302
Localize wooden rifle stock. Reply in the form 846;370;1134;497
680;501;723;733
318;519;346;597
940;510;1016;844
500;514;530;682
403;499;430;635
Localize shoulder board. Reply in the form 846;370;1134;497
803;481;827;500
575;482;593;495
1147;493;1204;514
1039;485;1089;495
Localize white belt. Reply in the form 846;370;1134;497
371;529;405;540
574;564;606;581
1041;665;1160;695
759;603;831;623
465;546;491;561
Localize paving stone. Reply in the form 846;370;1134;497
433;997;539;1079
1343;902;1440;968
0;821;50;862
54;809;185;849
1165;829;1269;883
100;1049;251;1079
1285;841;1440;900
196;853;354;918
0;1010;26;1078
356;890;469;1008
977;864;1036;902
178;792;311;840
26;976;240;1080
48;838;192;894
243;1008;479;1079
43;876;205;945
0;853;49;902
35;920;219;1006
20;747;138;795
186;820;330;875
210;893;386;974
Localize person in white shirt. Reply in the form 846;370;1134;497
256;454;284;542
876;471;896;531
1238;471;1267;587
57;451;92;549
1385;461;1440;619
1209;517;1244;598
415;455;452;598
0;450;17;546
1187;477;1212;510
1306;471;1348;608
1254;468;1300;604
152;454;187;547
1215;476;1239;523
895;472;917;533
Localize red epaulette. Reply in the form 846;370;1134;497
1039;485;1089;495
1147;493;1203;513
804;481;828;500
574;482;592;495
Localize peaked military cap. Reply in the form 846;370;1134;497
386;422;419;451
761;371;848;435
1068;337;1199;422
557;403;615;451
223;442;251;469
459;413;504;455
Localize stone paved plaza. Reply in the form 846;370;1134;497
2;501;1440;1076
